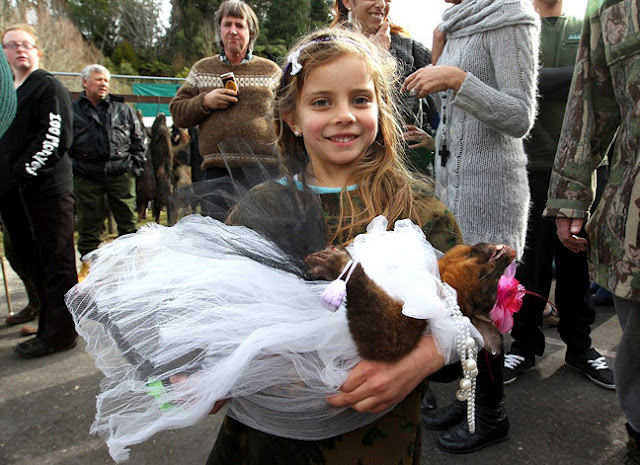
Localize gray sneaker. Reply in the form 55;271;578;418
565;348;615;390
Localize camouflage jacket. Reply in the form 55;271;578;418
543;0;640;299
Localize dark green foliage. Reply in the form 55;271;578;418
253;37;288;63
112;41;139;68
310;0;334;29
264;0;310;47
60;0;337;76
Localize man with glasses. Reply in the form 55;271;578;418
0;23;78;358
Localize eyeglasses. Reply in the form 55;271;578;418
3;41;37;51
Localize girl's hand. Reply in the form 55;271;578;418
326;336;444;414
432;25;447;64
403;65;468;97
403;124;435;150
370;21;391;50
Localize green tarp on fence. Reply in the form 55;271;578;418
132;83;183;117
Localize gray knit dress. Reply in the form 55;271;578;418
0;49;17;139
434;0;540;259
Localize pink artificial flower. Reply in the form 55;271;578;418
489;261;525;334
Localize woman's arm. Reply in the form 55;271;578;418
449;23;539;138
403;64;467;95
404;24;539;139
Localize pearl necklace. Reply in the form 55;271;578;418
444;285;478;433
455;312;478;432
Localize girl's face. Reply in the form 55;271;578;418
285;54;379;187
343;0;391;35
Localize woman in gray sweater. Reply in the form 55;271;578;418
403;0;540;454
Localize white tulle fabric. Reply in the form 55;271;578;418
66;215;481;463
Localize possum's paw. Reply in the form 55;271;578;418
304;247;353;281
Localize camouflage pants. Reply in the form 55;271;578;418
206;389;423;465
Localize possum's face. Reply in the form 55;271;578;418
438;243;516;354
171;126;191;146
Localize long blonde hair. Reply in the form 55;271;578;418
273;28;421;244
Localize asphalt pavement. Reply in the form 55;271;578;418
0;258;627;465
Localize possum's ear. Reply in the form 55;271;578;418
472;317;502;355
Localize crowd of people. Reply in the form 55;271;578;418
0;0;638;464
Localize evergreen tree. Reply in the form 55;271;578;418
310;0;334;29
264;0;310;49
168;0;222;63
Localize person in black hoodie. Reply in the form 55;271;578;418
69;64;146;280
0;23;77;358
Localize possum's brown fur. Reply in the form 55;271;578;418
135;110;156;222
305;243;516;362
150;113;174;224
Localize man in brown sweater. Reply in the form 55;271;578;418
170;0;281;217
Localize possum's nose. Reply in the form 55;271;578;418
489;244;515;263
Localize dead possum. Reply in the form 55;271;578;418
305;243;516;362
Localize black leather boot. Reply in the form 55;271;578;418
437;400;509;453
437;348;509;453
421;399;466;430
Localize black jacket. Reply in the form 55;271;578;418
70;93;146;180
0;69;74;200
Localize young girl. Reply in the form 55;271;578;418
207;27;462;465
67;28;468;464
